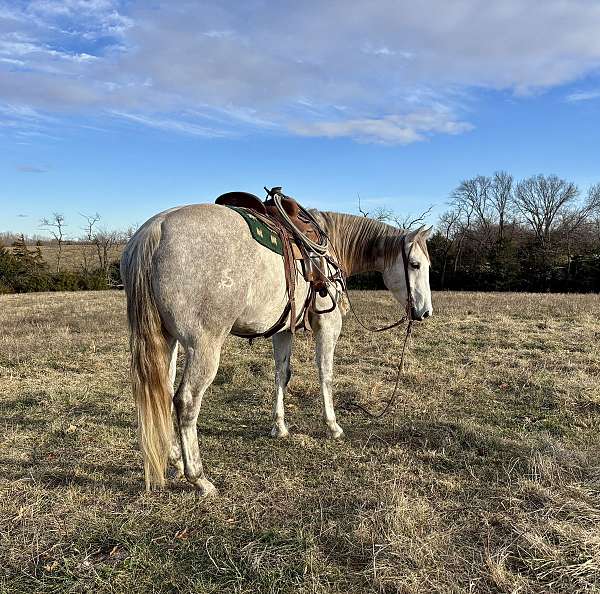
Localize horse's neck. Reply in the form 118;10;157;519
340;241;384;277
323;212;394;277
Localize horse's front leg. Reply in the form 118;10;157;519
311;308;344;438
271;331;293;437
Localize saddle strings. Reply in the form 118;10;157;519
266;188;329;256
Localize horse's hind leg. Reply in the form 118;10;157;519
166;340;184;479
173;333;223;495
271;331;293;438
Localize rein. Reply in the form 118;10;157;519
337;236;416;419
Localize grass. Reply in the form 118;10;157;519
0;290;599;593
8;244;123;272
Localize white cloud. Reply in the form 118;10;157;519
111;111;233;138
362;43;395;57
2;1;600;143
0;57;25;66
291;110;473;144
566;89;600;102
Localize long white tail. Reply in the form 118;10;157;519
121;218;172;490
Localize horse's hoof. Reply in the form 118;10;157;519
193;478;218;497
271;425;290;438
328;424;344;439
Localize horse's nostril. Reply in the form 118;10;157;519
422;310;431;319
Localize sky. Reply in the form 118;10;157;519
2;0;600;237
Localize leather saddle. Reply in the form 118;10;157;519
215;191;317;241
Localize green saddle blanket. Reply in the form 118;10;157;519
226;205;283;256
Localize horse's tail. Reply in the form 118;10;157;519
121;217;172;490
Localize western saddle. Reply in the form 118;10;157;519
215;187;344;339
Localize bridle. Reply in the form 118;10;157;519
400;235;415;323
342;235;415;332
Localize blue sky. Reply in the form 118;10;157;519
2;1;600;236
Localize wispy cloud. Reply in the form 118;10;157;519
111;111;234;138
17;164;47;173
566;89;600;102
2;1;600;143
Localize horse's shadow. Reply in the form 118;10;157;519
1;385;535;498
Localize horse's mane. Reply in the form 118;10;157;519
318;211;430;275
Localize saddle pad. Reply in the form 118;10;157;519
226;205;283;256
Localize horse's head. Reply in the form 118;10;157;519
382;226;433;321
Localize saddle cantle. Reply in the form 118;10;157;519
215;191;267;215
215;187;345;340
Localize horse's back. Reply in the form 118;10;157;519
143;203;296;337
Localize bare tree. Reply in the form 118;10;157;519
556;183;600;279
490;171;513;241
124;224;138;241
357;193;369;217
80;212;101;272
451;175;493;231
93;228;125;275
585;183;600;215
81;212;101;242
356;193;394;222
514;175;578;246
357;193;434;228
436;208;462;288
40;213;67;272
394;205;434;229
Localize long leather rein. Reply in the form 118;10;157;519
336;235;416;419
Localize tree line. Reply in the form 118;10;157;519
0;212;128;294
427;173;600;292
348;173;600;292
3;176;600;294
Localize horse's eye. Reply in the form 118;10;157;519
410;262;420;270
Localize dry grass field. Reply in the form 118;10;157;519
0;290;599;593
8;244;124;272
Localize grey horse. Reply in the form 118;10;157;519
121;204;433;494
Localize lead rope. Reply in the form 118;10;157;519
297;246;413;419
334;236;416;419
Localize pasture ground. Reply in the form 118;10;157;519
8;244;123;272
0;290;599;593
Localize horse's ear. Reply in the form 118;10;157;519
421;225;434;240
406;225;424;241
407;225;428;242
